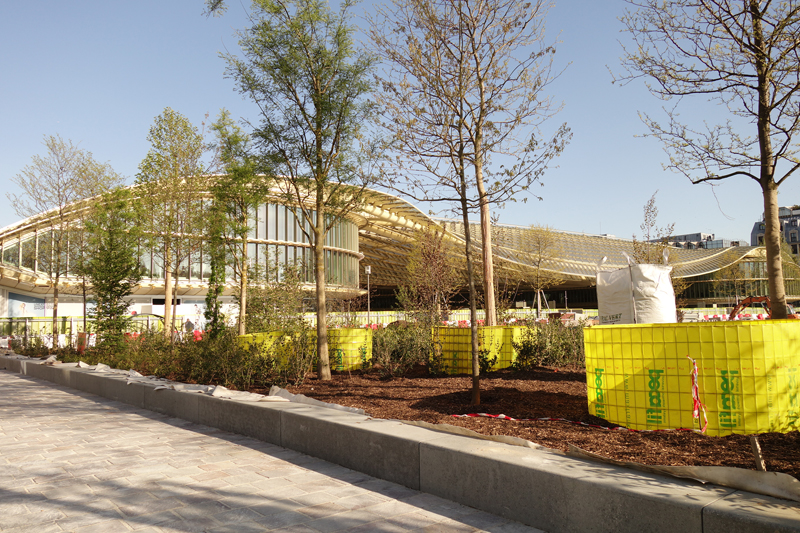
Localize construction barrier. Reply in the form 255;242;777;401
328;328;372;371
238;331;286;362
584;321;800;436
434;326;524;374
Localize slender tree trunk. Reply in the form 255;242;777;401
52;282;59;350
474;140;496;327
314;206;331;380
164;269;173;339
537;290;542;319
763;184;787;318
751;5;787;319
82;280;87;336
459;162;480;404
238;239;248;336
172;270;180;340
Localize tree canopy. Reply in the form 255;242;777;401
618;0;800;319
223;0;377;379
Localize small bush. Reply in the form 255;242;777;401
271;326;316;385
513;319;587;370
371;323;430;377
478;347;498;374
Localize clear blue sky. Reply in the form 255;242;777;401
0;0;785;243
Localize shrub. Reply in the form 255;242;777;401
512;319;587;370
478;346;498;374
370;323;430;377
57;326;281;391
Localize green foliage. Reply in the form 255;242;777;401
60;327;280;391
478;347;498;374
209;109;270;334
246;260;307;333
225;0;378;377
271;327;316;385
204;204;228;340
370;324;431;378
512;319;587;370
136;107;209;333
83;188;143;349
244;258;316;383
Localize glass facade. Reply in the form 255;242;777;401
679;261;800;301
0;204;361;290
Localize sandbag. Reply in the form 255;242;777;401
597;263;676;325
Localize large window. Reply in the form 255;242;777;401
0;200;361;291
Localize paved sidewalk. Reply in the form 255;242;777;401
0;371;542;533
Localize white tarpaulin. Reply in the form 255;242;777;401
596;258;676;325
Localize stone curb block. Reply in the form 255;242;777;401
2;356;799;533
280;407;444;490
420;434;730;533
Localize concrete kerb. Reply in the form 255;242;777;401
2;355;799;533
419;434;732;533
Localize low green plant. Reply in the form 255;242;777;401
370;323;430;377
427;329;447;376
512;319;587;370
274;326;316;385
478;347;498;374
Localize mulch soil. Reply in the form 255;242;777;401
269;366;800;480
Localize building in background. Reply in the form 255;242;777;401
751;206;800;254
0;182;794;319
654;232;742;250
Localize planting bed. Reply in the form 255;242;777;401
267;367;800;480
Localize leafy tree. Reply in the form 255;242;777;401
210;109;270;335
83;188;143;348
204;203;228;340
618;0;800;319
223;0;377;380
136;108;210;338
8;135;123;346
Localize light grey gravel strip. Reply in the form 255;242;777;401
0;370;544;533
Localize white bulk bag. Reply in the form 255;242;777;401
596;259;676;325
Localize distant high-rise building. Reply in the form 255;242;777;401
751;206;800;253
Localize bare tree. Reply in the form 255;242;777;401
617;0;800;319
370;0;569;404
631;191;674;265
9;135;123;346
372;0;569;327
518;224;565;318
631;191;690;312
399;226;461;325
713;250;750;306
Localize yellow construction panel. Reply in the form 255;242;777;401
328;328;373;371
433;326;522;375
584;321;800;436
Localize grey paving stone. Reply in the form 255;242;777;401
255;509;313;529
0;371;540;533
306;508;384;532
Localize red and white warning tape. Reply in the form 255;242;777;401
686;355;709;433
